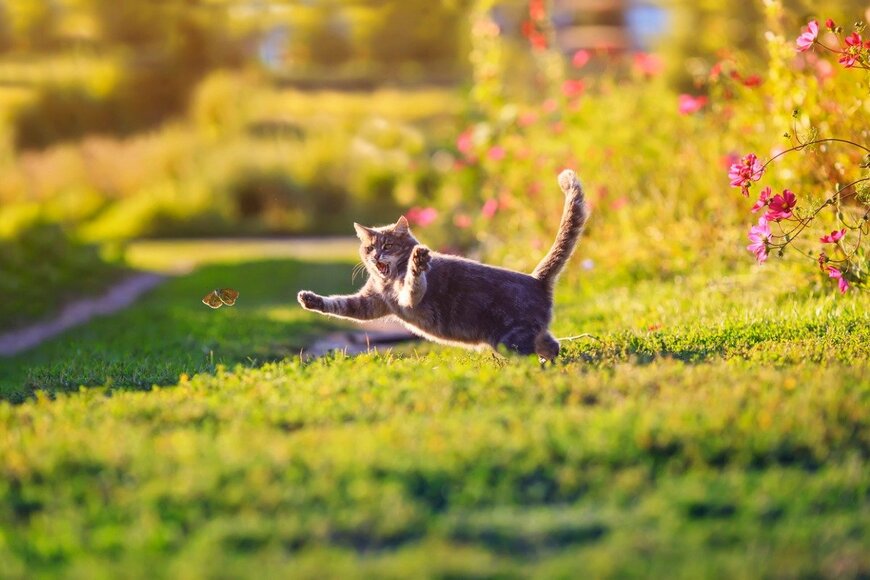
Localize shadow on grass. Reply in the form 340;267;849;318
0;258;358;402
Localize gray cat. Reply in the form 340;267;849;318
297;169;588;361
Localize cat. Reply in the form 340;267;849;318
297;169;588;361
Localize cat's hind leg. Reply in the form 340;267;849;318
493;327;560;363
495;327;538;356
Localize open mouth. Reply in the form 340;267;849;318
376;261;389;275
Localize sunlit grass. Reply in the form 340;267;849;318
0;238;867;575
0;251;358;402
125;237;359;272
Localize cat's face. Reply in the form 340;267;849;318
354;216;417;280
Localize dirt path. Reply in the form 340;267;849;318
0;273;166;357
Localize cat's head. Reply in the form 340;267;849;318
354;216;418;280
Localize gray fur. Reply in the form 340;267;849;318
297;170;588;361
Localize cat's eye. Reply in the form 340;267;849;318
366;245;374;253
383;242;393;250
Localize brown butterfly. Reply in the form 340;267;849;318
202;288;239;309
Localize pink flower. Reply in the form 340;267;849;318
837;52;858;68
678;94;707;115
814;58;834;82
525;26;547;51
572;49;590;69
751;186;771;213
633;52;663;77
406;207;438;227
562;79;585;98
487;146;506;161
729;153;765;196
529;0;545;21
796;19;818;52
747;217;772;263
482;198;498;219
518;111;538;127
820;228;846;244
827;266;849;294
610;196;628;211
845;32;863;47
765;189;796;221
456;130;473;155
542;98;558;113
453;213;472;229
839;32;864;67
721;152;740;170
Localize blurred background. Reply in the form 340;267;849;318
0;0;867;330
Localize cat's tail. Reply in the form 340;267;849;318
531;169;588;290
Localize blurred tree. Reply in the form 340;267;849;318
0;3;12;53
283;3;353;68
5;0;475;148
12;0;247;148
280;0;473;81
366;1;470;68
2;0;59;51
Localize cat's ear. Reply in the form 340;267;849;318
394;216;410;235
354;223;375;241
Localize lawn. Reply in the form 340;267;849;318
0;239;360;402
0;240;867;577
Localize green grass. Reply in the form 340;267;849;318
0;241;868;577
0;223;127;331
0;240;360;402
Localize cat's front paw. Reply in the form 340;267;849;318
297;290;325;311
411;246;431;275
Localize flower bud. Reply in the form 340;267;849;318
818;252;828;269
825;18;836;30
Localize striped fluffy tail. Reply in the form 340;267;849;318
531;169;588;290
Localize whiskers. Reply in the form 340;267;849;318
351;261;367;284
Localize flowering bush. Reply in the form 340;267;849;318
730;15;870;294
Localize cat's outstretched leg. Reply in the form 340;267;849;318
398;245;430;308
297;290;388;321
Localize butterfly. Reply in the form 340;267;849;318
202;288;239;309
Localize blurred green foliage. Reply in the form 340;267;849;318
0;84;461;241
0;0;471;149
